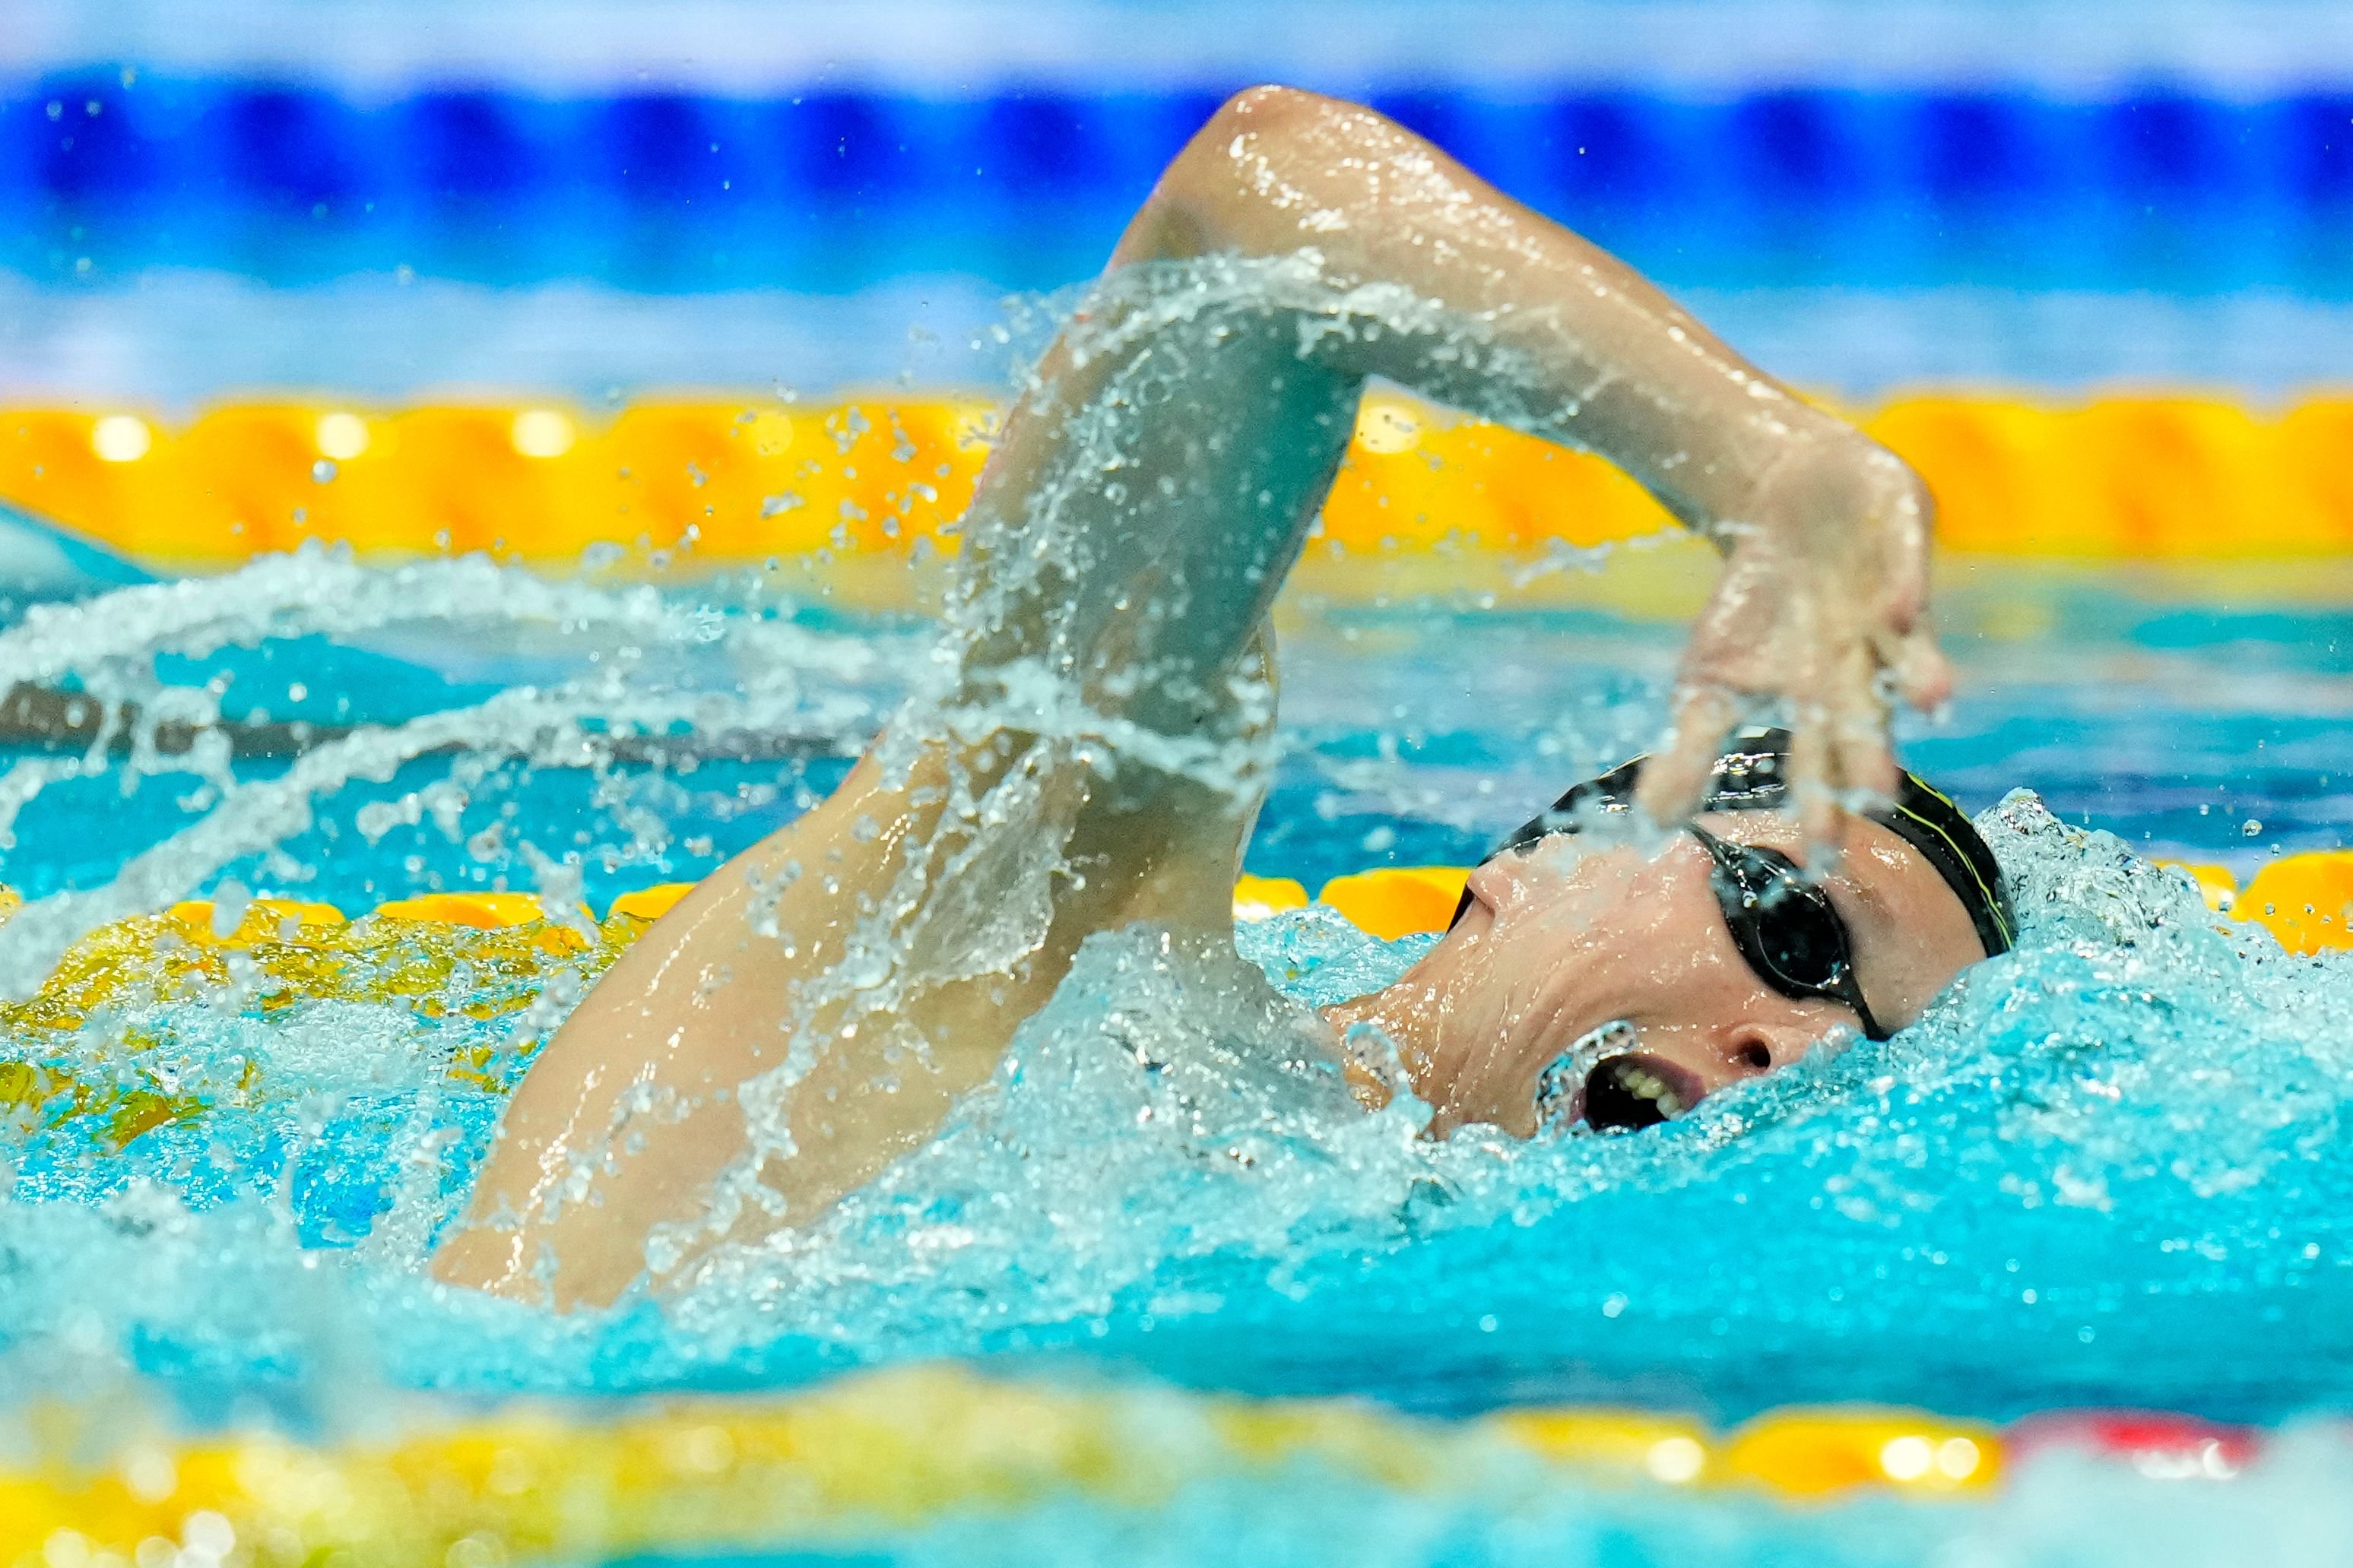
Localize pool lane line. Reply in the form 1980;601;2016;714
14;393;2353;572
0;1365;2280;1560
14;73;2353;295
0;1363;2071;1563
15;846;2342;990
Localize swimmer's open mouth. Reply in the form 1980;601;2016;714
1582;1053;1705;1132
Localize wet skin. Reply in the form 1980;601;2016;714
433;84;1958;1309
1323;813;1990;1138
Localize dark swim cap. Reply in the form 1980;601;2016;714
1464;725;2015;958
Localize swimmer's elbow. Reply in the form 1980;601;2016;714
1117;85;1370;265
1206;84;1351;139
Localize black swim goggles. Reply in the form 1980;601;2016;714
1451;818;1887;1040
1687;822;1887;1041
1449;731;1908;1041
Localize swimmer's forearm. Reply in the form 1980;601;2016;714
1127;87;1859;537
943;85;1877;742
945;87;1890;737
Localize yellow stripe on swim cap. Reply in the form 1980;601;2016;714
1888;775;2014;953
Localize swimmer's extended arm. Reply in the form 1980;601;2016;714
434;85;1947;1310
1076;85;1952;828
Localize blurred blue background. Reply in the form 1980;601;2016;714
12;0;2353;404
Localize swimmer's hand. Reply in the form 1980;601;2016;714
1635;434;1954;850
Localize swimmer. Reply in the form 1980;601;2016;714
433;86;2007;1309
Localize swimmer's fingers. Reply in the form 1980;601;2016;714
1649;451;1946;837
1878;618;1955;715
1854;455;1950;716
1637;681;1743;827
1827;695;1899;804
1642;528;1784;824
1803;585;1962;862
1787;714;1844;863
1755;577;1922;862
1805;637;1903;865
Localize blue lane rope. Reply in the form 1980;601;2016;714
6;74;2353;291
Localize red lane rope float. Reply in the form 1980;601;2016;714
2006;1411;2263;1481
17;392;2353;571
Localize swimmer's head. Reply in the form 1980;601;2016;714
1324;727;2012;1138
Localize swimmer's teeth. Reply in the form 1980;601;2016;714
1617;1066;1685;1118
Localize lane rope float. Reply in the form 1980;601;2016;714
14;393;2353;573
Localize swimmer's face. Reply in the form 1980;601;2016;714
1324;813;1988;1138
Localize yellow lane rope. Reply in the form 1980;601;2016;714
115;854;2353;955
1;1364;2002;1563
11;393;2353;569
1277;859;2350;952
0;852;2330;1150
0;849;2326;1058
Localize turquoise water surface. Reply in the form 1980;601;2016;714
0;553;2348;1562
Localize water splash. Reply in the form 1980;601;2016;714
0;547;897;996
0;264;2341;1544
0;747;2345;1430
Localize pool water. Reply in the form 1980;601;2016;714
1;542;2351;1560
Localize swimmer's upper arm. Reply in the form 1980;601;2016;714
436;696;1257;1308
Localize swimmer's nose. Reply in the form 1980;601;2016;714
1463;857;1521;913
1467;846;1559;911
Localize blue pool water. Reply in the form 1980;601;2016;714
15;5;2353;1561
0;545;2347;1430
